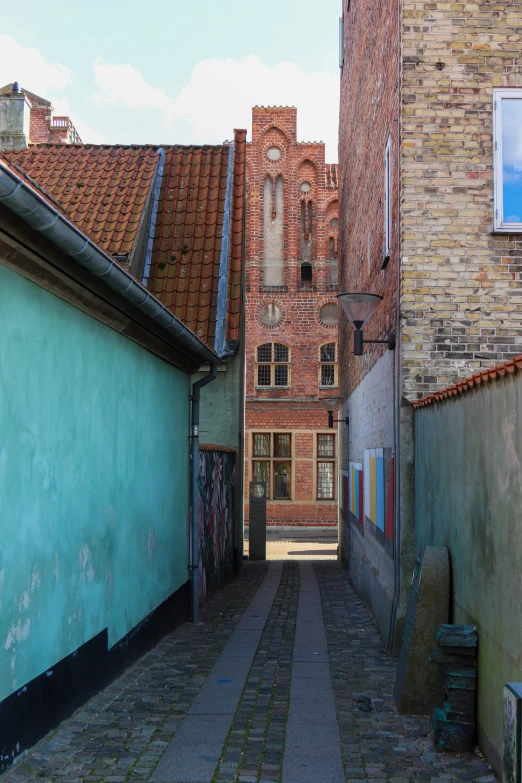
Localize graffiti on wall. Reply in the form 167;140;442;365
198;446;235;605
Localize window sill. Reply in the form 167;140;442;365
319;386;339;390
254;386;291;391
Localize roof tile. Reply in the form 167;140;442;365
2;145;159;258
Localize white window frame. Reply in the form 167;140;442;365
493;89;522;232
384;136;391;256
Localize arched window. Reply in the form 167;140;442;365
263;175;285;286
319;343;337;388
256;342;290;387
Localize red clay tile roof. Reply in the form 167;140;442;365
145;133;246;347
0;152;71;219
2;145;160;257
145;145;229;345
3;137;246;349
200;443;237;452
412;355;522;408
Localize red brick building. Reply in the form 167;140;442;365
244;106;339;528
0;83;82;149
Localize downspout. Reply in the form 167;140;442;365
190;144;235;623
191;364;218;623
140;148;165;286
387;0;403;650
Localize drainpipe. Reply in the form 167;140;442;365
191;364;218;623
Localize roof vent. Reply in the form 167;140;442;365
12;82;21;94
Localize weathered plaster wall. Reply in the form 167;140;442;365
193;360;241;451
339;350;396;640
0;263;190;703
415;373;522;772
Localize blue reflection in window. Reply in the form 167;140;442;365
502;99;522;223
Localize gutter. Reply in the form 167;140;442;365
140;147;165;287
214;144;235;356
0;160;218;368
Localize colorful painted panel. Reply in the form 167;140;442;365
364;448;385;531
385;456;395;542
198;448;235;606
348;462;364;524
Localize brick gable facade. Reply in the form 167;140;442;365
244;107;339;527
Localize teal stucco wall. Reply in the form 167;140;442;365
415;372;522;771
0;264;190;703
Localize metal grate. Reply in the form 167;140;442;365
317;434;335;457
257;343;272;362
274;365;288;386
274;461;291;499
320;343;336;362
257;365;271;386
317;462;334;499
253;433;270;456
321;364;335;386
274;433;291;457
274;343;289;363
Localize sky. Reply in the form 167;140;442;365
0;0;341;161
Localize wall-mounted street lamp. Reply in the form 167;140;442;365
337;293;396;356
319;397;349;429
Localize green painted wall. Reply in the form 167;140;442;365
192;357;244;537
0;263;190;702
415;374;522;771
192;360;241;450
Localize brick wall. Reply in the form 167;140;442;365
401;0;522;399
245;109;339;526
338;0;400;401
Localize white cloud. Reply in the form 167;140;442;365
0;35;103;143
91;58;172;111
0;34;73;95
89;55;339;160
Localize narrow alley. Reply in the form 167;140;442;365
2;556;497;783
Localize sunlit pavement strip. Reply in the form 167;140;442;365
282;561;344;783
150;563;283;783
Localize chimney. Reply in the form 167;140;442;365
0;83;32;151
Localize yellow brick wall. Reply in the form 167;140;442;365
401;0;522;399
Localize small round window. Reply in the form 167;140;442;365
267;146;281;161
259;303;282;327
319;303;338;326
300;181;311;192
330;218;338;229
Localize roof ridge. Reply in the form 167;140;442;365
413;354;522;409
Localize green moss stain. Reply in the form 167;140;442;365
0;264;190;701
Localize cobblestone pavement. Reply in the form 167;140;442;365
1;561;498;783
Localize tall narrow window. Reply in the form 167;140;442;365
263;175;285;285
494;89;522;231
300;198;313;282
317;433;335;500
256;343;290;388
319;343;338;388
384;137;391;258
